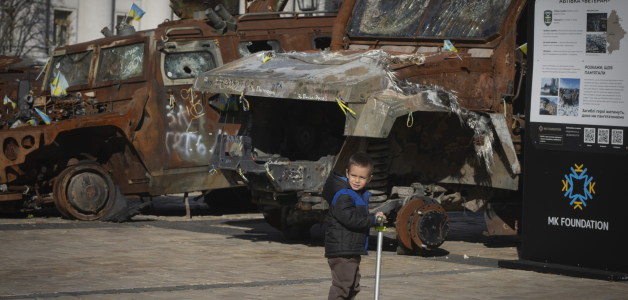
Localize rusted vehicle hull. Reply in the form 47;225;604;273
0;3;337;219
194;0;528;249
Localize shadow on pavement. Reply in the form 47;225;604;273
222;210;519;258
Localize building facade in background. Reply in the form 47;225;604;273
1;0;173;62
1;0;341;62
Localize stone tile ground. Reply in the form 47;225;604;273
0;194;625;299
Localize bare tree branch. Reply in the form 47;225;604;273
0;0;49;59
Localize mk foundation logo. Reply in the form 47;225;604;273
562;164;596;210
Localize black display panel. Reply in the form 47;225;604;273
522;0;628;273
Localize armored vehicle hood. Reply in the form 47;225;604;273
193;50;458;138
194;50;504;172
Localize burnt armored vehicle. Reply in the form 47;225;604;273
194;0;528;251
0;0;338;219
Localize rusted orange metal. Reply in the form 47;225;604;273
0;4;337;219
330;0;356;51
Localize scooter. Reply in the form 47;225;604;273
374;215;386;300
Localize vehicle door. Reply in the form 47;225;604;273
157;38;224;170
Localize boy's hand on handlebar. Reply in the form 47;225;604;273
375;212;387;222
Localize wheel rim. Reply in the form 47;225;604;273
417;210;449;247
54;162;115;220
410;205;449;249
395;198;428;250
67;172;109;214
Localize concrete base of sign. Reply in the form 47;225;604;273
498;260;628;282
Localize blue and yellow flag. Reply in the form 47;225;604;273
443;40;458;53
129;3;146;21
34;108;51;125
3;95;15;109
517;43;528;55
50;71;69;96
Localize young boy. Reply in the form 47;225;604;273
323;152;386;300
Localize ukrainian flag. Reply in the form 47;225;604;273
50;72;69;96
517;43;528;55
443;40;458;53
129;3;146;22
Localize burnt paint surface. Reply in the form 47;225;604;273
0;14;336;201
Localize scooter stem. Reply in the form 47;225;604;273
374;217;385;300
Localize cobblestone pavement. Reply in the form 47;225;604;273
0;194;626;299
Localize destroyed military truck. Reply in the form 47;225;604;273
193;0;528;251
0;0;339;219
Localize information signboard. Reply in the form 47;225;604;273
520;0;628;276
529;0;628;154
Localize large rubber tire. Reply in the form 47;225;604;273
53;161;116;220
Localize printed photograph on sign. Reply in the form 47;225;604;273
558;78;580;117
540;97;558;116
611;129;624;145
586;34;607;53
587;13;608;32
540;78;559;96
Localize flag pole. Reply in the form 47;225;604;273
124;2;134;23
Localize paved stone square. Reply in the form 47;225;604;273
0;194;626;299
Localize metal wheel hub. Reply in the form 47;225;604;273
396;197;449;250
67;172;109;214
416;210;449;247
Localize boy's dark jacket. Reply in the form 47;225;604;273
323;171;375;258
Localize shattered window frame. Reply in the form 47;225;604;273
160;39;223;86
416;0;515;39
346;0;516;41
237;40;282;58
43;47;95;93
346;0;432;38
93;37;149;88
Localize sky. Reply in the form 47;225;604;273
560;78;580;89
541;78;557;87
541;97;558;104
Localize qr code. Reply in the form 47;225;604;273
598;128;609;144
612;129;623;145
584;128;596;143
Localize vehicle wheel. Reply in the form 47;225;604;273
395;197;449;251
53;161;116;220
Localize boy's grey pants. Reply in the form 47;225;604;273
328;255;362;300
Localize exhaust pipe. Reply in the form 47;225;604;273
214;4;236;32
205;8;227;34
101;27;114;37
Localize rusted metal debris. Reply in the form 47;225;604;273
193;0;528;248
484;203;520;236
170;0;232;19
0;1;338;220
0;56;23;70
